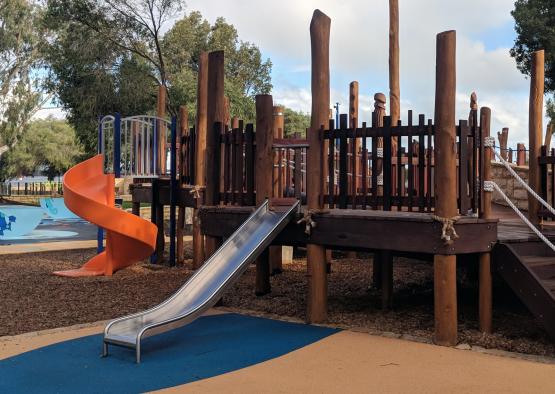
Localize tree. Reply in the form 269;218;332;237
162;12;272;121
0;0;48;158
511;0;555;92
0;117;83;180
44;5;273;154
282;107;310;137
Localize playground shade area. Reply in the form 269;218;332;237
0;245;554;359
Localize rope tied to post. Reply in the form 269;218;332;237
431;214;461;245
189;185;204;199
297;209;317;235
483;180;494;193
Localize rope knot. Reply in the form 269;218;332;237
297;210;317;235
483;136;495;148
483;180;495;193
189;185;204;199
431;214;461;245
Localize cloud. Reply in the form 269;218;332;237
32;107;67;120
186;0;541;148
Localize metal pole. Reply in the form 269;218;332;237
169;116;177;266
114;113;121;178
97;115;105;254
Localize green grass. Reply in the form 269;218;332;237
121;201;150;210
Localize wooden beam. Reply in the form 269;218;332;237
479;107;493;334
177;105;188;264
255;94;274;295
157;85;167;174
205;50;225;260
347;81;360;258
199;207;498;254
193;52;208;269
529;50;544;225
307;9;330;323
433;30;458;346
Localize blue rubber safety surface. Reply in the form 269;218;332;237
0;313;338;393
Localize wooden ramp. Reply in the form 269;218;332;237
493;205;555;339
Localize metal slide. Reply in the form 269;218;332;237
103;199;300;363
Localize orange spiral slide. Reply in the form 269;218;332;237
53;155;158;277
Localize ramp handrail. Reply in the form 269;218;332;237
483;136;555;252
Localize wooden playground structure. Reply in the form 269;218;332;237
121;10;555;346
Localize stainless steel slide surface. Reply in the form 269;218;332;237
103;199;299;363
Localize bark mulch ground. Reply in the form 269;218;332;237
1;245;553;359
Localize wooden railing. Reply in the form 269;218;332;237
200;108;487;217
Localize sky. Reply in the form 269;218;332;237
36;0;540;148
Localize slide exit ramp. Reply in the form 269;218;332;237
103;199;300;363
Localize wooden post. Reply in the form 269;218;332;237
433;30;458;346
517;143;526;166
346;82;359;260
224;96;231;128
255;94;274;295
205;50;225;259
389;0;400;150
177;105;188;264
529;50;544;225
497;127;509;160
231;116;240;129
155;86;167;262
270;105;290;274
193;52;208;269
373;93;387;289
479;107;492;333
306;9;330;323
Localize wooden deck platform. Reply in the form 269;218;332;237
199;206;497;255
493;204;555;243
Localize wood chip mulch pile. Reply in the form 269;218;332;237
1;244;553;359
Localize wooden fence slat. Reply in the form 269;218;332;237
245;123;255;205
383;116;392;211
362;122;368;210
328;119;335;208
459;120;470;214
418;115;425;211
426;119;433;211
339;114;349;209
396;119;403;210
407;111;414;211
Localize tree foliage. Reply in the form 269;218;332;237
44;3;273;155
282;107;310;137
511;0;555;92
0;0;48;156
0;118;83;180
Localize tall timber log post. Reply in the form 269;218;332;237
177;105;188;264
255;95;275;295
433;30;458;346
192;52;208;269
373;93;386;289
306;10;330;323
205;51;225;260
389;0;400;150
346;81;359;259
529;50;544;225
479;107;493;333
